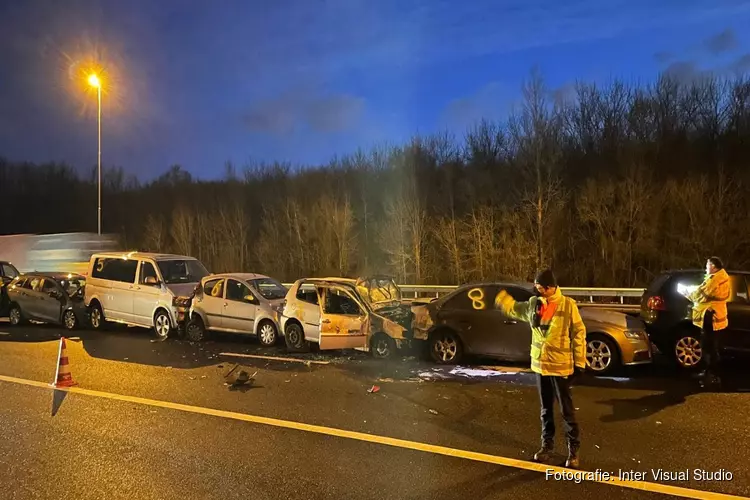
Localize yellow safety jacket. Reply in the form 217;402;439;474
495;287;586;377
688;269;730;331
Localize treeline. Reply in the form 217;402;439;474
2;72;750;287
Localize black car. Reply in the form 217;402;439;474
0;261;21;316
640;269;750;369
413;282;652;375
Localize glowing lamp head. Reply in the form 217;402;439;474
88;74;100;88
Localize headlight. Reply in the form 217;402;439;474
624;330;646;340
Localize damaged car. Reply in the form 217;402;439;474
280;277;417;359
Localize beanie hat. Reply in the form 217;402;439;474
534;269;557;288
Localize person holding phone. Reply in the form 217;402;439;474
494;269;586;468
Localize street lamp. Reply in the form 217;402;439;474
87;73;102;235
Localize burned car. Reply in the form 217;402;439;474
279;277;417;359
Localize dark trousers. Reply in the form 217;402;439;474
702;311;722;377
536;374;580;450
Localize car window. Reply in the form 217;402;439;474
41;279;58;293
1;263;19;278
226;279;253;302
92;257;138;283
156;259;209;285
251;278;287;300
730;275;749;303
27;277;43;292
323;288;362;316
204;278;224;298
11;277;26;289
139;261;159;285
296;284;319;305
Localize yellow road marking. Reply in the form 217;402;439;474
0;374;744;500
218;352;330;365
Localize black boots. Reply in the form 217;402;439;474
533;441;580;468
566;445;580;468
533;441;554;463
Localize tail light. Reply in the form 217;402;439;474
646;296;666;311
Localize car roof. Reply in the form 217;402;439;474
20;272;85;280
92;251;197;261
659;269;750;276
205;273;272;281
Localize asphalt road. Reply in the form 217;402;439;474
1;322;749;500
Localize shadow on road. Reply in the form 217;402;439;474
51;389;67;416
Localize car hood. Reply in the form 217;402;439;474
166;283;199;298
580;308;643;329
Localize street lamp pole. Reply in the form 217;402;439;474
88;73;102;235
97;82;102;236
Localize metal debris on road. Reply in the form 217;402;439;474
656;421;662;425
595;445;600;449
428;409;438;415
367;385;380;394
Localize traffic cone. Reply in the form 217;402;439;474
51;337;77;388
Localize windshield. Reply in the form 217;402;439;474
157;259;209;285
251;277;287;300
356;277;402;304
2;263;19;279
56;277;86;297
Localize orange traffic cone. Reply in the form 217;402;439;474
51;337;77;388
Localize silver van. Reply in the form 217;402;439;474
84;252;209;338
186;273;286;345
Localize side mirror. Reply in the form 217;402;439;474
144;276;159;286
244;295;258;304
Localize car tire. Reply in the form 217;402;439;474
370;333;396;360
63;309;78;331
429;329;463;364
585;333;621;376
185;316;207;342
673;331;703;370
257;320;278;347
153;310;172;340
284;322;309;352
89;303;107;331
8;303;25;326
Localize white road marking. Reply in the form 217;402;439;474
219;352;330;365
0;374;743;500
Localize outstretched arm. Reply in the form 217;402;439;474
569;302;587;370
494;290;532;323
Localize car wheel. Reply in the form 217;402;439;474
8;304;24;326
153;310;172;339
585;333;620;375
257;320;278;347
371;333;396;360
89;303;106;331
674;332;703;369
63;309;78;330
429;329;463;364
185;316;206;342
284;322;309;352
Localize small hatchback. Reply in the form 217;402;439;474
7;273;88;330
186;273;286;345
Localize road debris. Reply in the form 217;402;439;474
377;378;395;383
367;385;380;394
428;409;438;415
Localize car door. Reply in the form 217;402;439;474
15;277;41;318
197;277;226;329
222;279;258;333
39;278;65;323
318;286;368;350
132;260;162;325
293;283;322;342
724;275;750;353
93;257;137;323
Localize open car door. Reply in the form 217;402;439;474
318;285;369;350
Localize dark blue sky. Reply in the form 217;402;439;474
1;0;750;180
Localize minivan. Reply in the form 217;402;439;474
85;252;210;338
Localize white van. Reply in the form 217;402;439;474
84;252;210;338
